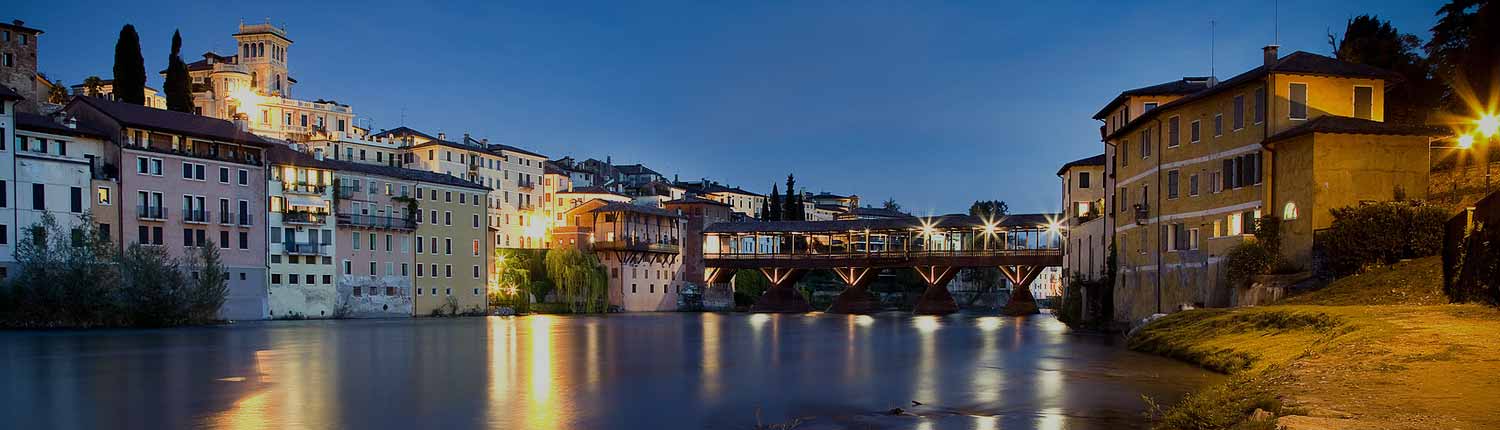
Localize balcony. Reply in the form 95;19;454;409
1133;203;1150;226
238;213;255;227
282;211;329;225
517;179;535;191
336;185;360;199
337;214;416;231
137;205;168;221
283;242;329;256
283;182;327;195
593;237;681;254
517;202;535;212
181;208;209;223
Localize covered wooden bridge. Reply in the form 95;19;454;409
701;213;1063;314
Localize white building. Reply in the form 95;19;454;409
265;145;338;318
1;107;107;278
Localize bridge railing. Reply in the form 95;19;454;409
703;248;1059;260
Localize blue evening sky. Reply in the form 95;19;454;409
13;1;1445;214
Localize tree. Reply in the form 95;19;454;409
112;24;147;105
119;244;189;327
969;200;1009;220
1427;0;1498;112
82;76;105;97
3;213;119;327
185;240;229;322
1330;15;1436;124
46;80;69;104
545;248;608;313
164;29;194;113
783;174;800;221
768;184;783;221
881;198;902;212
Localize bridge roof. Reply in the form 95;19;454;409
703;213;1057;234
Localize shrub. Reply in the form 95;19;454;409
1446;222;1500;305
1319;202;1448;277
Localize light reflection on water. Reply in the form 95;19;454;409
0;313;1220;429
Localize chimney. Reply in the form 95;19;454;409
463;132;470;142
437;132;446;140
233;113;250;132
66;116;77;129
1262;45;1280;67
481;138;488;145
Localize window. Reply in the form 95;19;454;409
238;169;249;185
1167;116;1180;148
343;260;352;275
97;187;111;206
1254;87;1266;124
1354;86;1374;120
445;238;453;255
70;187;82;213
239;232;249;249
1189;228;1200;250
417;264;425;277
473;265;480;279
1190;120;1201;143
472;239;480;256
1289;83;1308;120
1188;173;1200;197
1142;102;1157;111
445;265;453;278
32;184;44;210
219;167;230;183
1078;172;1090;189
1233;95;1245;130
1213;114;1223;137
1166;170;1179;199
1139;129;1151;158
1227;213;1244;236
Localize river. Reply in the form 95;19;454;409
0;312;1217;429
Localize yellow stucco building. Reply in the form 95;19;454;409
1097;47;1442;323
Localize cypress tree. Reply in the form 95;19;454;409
164;30;194;113
783;174;798;221
112;24;146;105
768;185;783;221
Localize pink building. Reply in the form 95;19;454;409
68;96;271;320
324;159;417;317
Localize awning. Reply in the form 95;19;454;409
284;194;325;208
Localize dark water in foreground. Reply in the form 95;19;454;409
0;312;1218;429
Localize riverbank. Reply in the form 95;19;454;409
1131;257;1500;429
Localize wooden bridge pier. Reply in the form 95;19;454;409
826;267;880;314
747;267;811;313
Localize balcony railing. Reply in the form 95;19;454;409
137;205;167;221
283;242;329;255
1133;203;1150;225
238;213;254;226
517;179;535;191
283;182;327;195
181;208;209;223
219;211;236;225
593;238;681;254
282;211;329;224
336;185;360;198
337;214;416;230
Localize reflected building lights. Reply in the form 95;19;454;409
913;316;941;333
976;317;1003;331
699;313;723;401
527;316;557;430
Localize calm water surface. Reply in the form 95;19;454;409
1;312;1218;429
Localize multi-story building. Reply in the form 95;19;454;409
663;196;734;309
1;106;108;278
0;20;43;113
553;186;631;225
265;145;338;318
679;180;765;218
1057;154;1107;283
808;192;859;209
68;80;167;110
169;21;356;142
67;96;271;320
410;174;491;315
1099;48;1442;323
327;159;417;317
555;199;686;312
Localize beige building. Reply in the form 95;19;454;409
555;200;686;312
1057;154;1108;282
1099;48;1443;323
410;174;491;315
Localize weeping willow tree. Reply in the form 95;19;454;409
545;248;608;313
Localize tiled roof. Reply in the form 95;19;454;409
69;96;275;147
371;126;440;142
68;79;160;92
559;185;625;196
704;213;1057;234
587;201;683;218
682;182;764;197
321;158;491;191
1105;51;1403;141
14;112;109;139
664;196;732;207
487;143;547;159
1056;153;1106;176
616;163;660;176
845;207;914;219
1092;77;1214;119
1264;115;1448;145
0;84;25;101
264;144;336;168
0;20;44;35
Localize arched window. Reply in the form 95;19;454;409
274;74;281;90
1282;202;1299;220
241;44;249;58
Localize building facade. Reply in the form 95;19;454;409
265;145;338;318
1057;154;1108;283
411;178;490;315
329;160;417;317
558;200;686;312
1100;48;1441;323
1;109;108;278
0;20;43;113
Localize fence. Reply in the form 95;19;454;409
1443;190;1500;304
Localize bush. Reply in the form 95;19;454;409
1446;222;1500;305
1319;202;1448;277
1226;241;1278;287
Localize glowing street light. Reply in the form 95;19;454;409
1458;134;1476;149
1478;113;1499;138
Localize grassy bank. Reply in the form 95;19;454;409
1132;257;1500;429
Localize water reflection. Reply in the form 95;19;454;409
0;313;1221;430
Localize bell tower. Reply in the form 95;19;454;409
232;19;293;97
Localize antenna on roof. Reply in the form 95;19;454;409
1272;0;1279;45
1210;20;1216;79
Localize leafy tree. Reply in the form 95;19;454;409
1330;15;1437;124
4;213;119;327
185;241;229;322
881;198;901;212
119;244;189;327
767;184;783;221
545;248;608;313
732;269;770;306
1427;0;1498;112
112;24;147;105
968;200;1009;220
164;29;194;113
46;80;69;104
82;76;105;97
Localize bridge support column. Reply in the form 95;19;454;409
999;265;1044;316
827;267;879;314
912;266;959;315
749;268;811;313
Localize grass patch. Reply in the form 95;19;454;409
1146;370;1291;430
1281;256;1446;306
1129;309;1347;373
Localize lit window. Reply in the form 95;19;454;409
1283;202;1299;220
